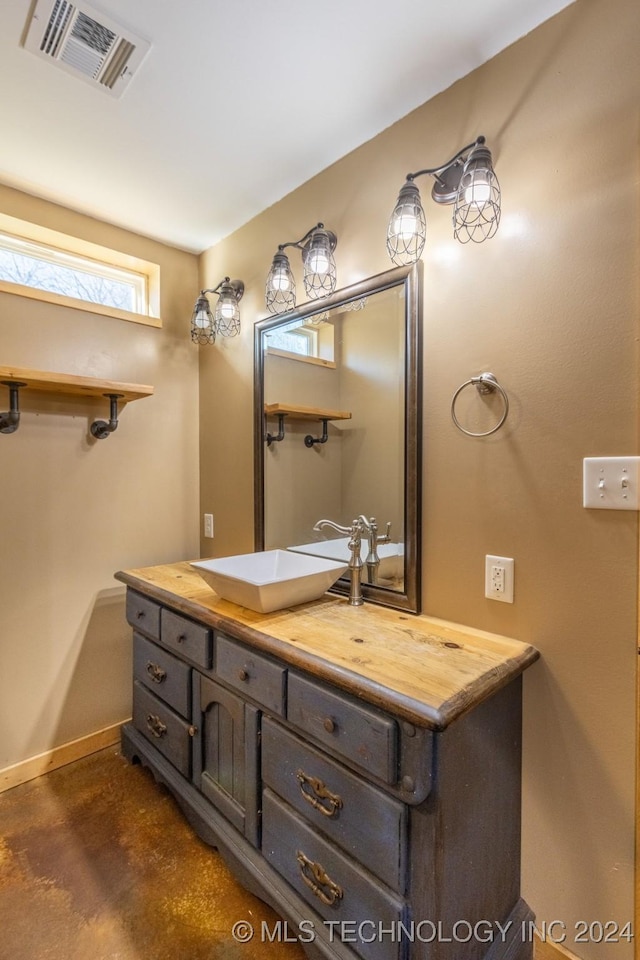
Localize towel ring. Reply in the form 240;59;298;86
451;372;509;437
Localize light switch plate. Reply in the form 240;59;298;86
583;457;640;510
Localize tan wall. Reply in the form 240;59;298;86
264;352;342;548
199;0;639;955
0;185;200;769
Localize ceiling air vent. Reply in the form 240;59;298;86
24;0;151;97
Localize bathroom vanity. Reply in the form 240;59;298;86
116;561;539;960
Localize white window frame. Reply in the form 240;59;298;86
265;320;335;367
0;213;160;327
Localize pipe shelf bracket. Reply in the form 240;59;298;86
0;381;26;434
90;393;125;440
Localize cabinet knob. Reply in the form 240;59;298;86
176;634;186;643
323;717;336;734
238;668;249;682
136;610;145;619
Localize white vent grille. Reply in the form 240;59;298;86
24;0;150;97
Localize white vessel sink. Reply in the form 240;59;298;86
287;537;404;579
190;550;348;613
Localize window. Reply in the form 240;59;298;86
265;320;318;357
0;213;160;327
0;232;147;313
264;319;335;365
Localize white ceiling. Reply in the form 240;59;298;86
0;0;575;254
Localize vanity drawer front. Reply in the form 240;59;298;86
126;590;160;641
215;634;285;716
133;633;191;719
160;608;212;669
262;718;406;893
262;789;405;960
132;680;192;777
287;673;398;783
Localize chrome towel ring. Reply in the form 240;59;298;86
451;372;509;437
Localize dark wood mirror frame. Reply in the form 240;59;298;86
254;262;423;613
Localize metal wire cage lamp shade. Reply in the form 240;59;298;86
190;277;244;345
265;223;337;315
386;136;500;265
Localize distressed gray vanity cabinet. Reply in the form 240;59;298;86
118;564;539;960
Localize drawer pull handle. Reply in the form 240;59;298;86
136;610;145;619
238;668;249;682
323;717;336;734
296;769;343;818
296;850;343;906
146;661;167;684
146;713;167;739
176;634;186;643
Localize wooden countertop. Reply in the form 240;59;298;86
115;561;539;730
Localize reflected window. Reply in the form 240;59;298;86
265;319;334;364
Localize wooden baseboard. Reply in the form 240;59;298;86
0;722;126;794
534;932;583;960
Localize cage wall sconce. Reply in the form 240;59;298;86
190;277;244;345
386;136;501;265
265;222;337;315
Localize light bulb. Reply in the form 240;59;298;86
218;298;236;320
195;306;211;329
271;268;291;291
306;250;330;275
464;176;491;205
392;210;419;240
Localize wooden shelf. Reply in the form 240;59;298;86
0;366;154;403
265;402;351;422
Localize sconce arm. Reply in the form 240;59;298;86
406;136;484;184
276;223;335;254
278;223;323;253
200;277;244;301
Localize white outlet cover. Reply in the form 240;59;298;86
583;457;640;510
485;555;514;603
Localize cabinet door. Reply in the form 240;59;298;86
193;674;259;845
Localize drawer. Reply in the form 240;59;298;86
133;633;191;718
262;718;406;893
132;680;193;777
262;789;405;960
215;634;285;715
126;590;160;641
160;608;212;669
287;673;398;784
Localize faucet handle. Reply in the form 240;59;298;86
377;522;392;544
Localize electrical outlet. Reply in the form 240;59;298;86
203;513;214;538
485;555;514;603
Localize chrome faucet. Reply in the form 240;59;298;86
358;516;392;584
313;517;365;606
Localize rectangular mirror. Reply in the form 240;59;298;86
254;263;422;613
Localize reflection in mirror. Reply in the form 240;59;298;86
254;264;422;613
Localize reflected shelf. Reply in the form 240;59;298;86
264;402;351;448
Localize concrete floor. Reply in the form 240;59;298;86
0;746;306;960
